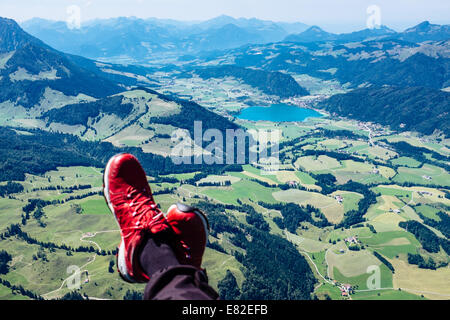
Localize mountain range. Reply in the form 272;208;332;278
21;17;450;64
0;17;167;111
20;15;308;61
0;17;240;149
1;15;450;142
285;21;449;43
0;17;123;108
182;37;450;90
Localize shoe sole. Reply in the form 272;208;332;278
167;203;210;240
103;153;136;283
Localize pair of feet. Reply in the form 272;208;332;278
103;153;209;283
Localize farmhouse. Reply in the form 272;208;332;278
344;236;359;244
288;181;298;188
340;284;353;296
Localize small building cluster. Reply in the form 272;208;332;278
344;235;359;245
288;181;298;188
340;284;353;297
335;194;343;203
332;280;354;297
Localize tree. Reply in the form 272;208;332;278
0;250;12;274
108;260;115;273
123;290;143;300
218;270;241;300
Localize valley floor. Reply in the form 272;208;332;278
0;114;449;300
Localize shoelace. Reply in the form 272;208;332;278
109;187;192;259
109;186;165;238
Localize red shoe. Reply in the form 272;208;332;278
103;153;171;283
165;203;209;269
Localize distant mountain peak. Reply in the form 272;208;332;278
306;25;326;33
401;21;450;41
215;14;235;20
0;17;122;108
0;16;45;52
285;25;336;42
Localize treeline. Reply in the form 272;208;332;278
31;184;92;193
0;127;244;182
278;129;366;161
278;182;311;192
0;224;116;256
196;201;316;300
197;181;232;187
336;181;378;228
298;175;378;228
0;182;23;197
153;187;176;196
310;173;337;195
406;253;446;270
0;278;43;300
258;202;331;233
399;221;450;254
184;172;209;185
387;141;449;163
385;140;450;172
58;291;89;300
218;270;241;300
41;95;133;126
248;178;277;188
145;85;240;139
302;149;386;167
0;250;12;274
153;176;179;184
196;65;310;98
21;192;102;226
241;204;270;232
63;191;102;202
316;129;367;140
181;172;237;187
123;290;143;300
206;240;227;254
415;209;450;239
373;251;395;273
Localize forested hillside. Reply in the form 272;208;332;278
318;86;450;135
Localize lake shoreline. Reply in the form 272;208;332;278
236;103;325;123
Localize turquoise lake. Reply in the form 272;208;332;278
237;103;323;122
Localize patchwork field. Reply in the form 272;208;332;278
393;164;450;187
273;189;344;223
1;104;449;301
295;155;342;172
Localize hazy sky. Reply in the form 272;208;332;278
1;0;449;32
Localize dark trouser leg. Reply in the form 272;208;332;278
143;265;219;300
139;236;219;300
